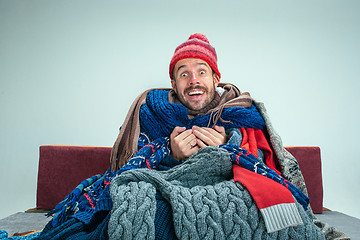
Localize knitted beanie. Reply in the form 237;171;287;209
169;33;221;80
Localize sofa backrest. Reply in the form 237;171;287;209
36;145;323;213
285;146;323;213
36;145;111;210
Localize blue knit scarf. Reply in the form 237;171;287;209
139;89;265;141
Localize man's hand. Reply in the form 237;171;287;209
170;126;199;161
192;125;226;148
170;125;226;161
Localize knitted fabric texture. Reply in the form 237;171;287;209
46;89;303;231
108;137;310;236
139;89;265;141
169;33;220;79
223;144;309;210
48;171;114;227
47;136;170;229
0;230;41;240
109;147;325;240
32;85;345;239
110;83;254;171
125;134;310;212
254;101;310;199
37;214;110;240
154;192;177;239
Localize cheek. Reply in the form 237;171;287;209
172;81;182;95
176;82;186;93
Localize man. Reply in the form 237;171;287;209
109;33;264;171
39;33;327;240
170;59;225;159
169;34;225;161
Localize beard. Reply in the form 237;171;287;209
176;81;216;111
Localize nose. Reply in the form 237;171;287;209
189;72;199;85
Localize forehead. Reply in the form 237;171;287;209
174;58;211;73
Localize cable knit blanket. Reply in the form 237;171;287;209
108;147;325;240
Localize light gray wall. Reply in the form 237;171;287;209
1;0;359;220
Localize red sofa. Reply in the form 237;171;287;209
36;145;323;214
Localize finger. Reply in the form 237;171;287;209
178;134;197;155
183;131;197;143
193;126;226;146
186;137;197;148
209;126;226;145
186;146;199;158
171;128;192;145
170;128;194;161
201;126;225;139
173;131;196;154
178;129;195;143
170;126;186;139
192;126;215;145
196;139;207;148
214;125;226;137
193;127;213;141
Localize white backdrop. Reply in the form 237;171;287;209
1;0;359;220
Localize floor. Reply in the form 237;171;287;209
0;210;359;238
0;212;51;236
315;211;360;240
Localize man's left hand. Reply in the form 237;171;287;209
192;125;226;148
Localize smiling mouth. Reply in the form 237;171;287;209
186;86;207;97
188;90;205;96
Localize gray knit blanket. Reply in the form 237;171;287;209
108;146;325;240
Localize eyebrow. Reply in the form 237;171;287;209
176;62;209;72
176;65;187;72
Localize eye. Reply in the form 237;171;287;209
180;72;188;78
199;70;206;75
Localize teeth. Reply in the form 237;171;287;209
188;90;204;96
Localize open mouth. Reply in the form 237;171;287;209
186;87;207;98
188;90;205;96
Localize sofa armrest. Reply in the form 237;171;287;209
36;145;112;210
284;146;323;214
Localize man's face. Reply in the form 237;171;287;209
171;58;220;111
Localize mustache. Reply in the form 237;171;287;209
184;85;207;94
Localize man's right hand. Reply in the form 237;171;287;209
170;126;199;161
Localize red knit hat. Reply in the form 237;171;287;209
169;33;221;80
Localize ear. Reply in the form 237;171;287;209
213;73;220;87
171;79;177;93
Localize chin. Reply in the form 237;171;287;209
187;102;206;111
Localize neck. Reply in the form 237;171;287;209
186;94;220;117
169;90;221;117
